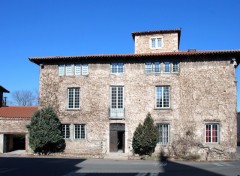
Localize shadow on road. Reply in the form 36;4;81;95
0;155;227;176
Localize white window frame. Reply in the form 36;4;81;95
82;64;89;75
110;86;124;118
164;62;171;73
59;65;65;76
62;124;70;139
158;124;170;145
74;124;86;139
150;37;163;49
172;62;179;73
111;63;124;74
205;123;219;144
67;88;80;109
66;64;73;76
155;86;170;109
74;64;81;76
145;62;160;74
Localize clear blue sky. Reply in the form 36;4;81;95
1;0;240;109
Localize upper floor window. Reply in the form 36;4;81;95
111;63;124;74
62;124;70;139
58;64;88;76
172;62;179;73
158;124;170;144
145;62;160;74
156;86;170;108
150;37;162;49
164;62;170;73
110;86;124;118
206;124;219;143
68;88;80;109
74;124;86;139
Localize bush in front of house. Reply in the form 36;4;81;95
27;106;65;155
132;112;159;156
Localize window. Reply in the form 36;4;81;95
75;64;81;75
110;86;124;117
62;124;70;139
59;65;65;76
150;37;162;49
145;62;160;74
111;63;124;74
172;62;179;73
158;124;170;144
156;86;170;108
82;64;89;75
206;124;219;143
74;124;86;139
164;62;170;73
68;88;80;109
58;64;89;76
66;64;73;76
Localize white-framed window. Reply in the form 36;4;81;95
75;64;81;76
110;86;124;118
158;124;170;144
205;124;219;143
82;64;89;75
74;124;86;139
67;88;80;109
111;63;124;74
156;86;170;108
59;65;65;76
145;62;160;74
66;64;73;76
172;62;179;73
164;62;170;73
150;37;163;49
62;124;70;139
58;64;89;76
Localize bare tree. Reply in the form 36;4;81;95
11;90;38;106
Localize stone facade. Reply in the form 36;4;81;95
31;29;240;160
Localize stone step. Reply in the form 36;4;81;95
104;152;129;160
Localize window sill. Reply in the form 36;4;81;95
154;108;171;110
66;108;80;111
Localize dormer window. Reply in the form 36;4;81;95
150;37;163;49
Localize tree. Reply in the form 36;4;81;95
11;90;38;106
27;106;65;155
132;113;158;156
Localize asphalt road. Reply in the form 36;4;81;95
0;156;240;176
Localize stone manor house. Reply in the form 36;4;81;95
29;29;240;160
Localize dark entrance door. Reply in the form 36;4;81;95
110;123;125;153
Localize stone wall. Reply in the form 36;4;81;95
39;57;237;160
134;33;179;54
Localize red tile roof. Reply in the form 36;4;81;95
29;50;240;65
0;106;38;118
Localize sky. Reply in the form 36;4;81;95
0;0;240;109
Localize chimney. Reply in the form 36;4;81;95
188;49;197;52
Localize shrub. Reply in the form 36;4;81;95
132;113;158;156
27;106;65;155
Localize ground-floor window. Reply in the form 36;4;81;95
74;124;86;139
62;124;70;139
158;124;170;144
206;124;219;143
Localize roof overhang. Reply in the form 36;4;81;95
0;86;9;93
29;50;240;65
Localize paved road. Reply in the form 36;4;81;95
0;156;240;176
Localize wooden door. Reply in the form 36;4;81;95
110;130;118;152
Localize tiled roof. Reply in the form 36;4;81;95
0;85;9;93
29;50;240;65
0;106;38;118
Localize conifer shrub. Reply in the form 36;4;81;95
27;107;65;155
132;113;158;156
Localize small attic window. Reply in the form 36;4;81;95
150;37;163;49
